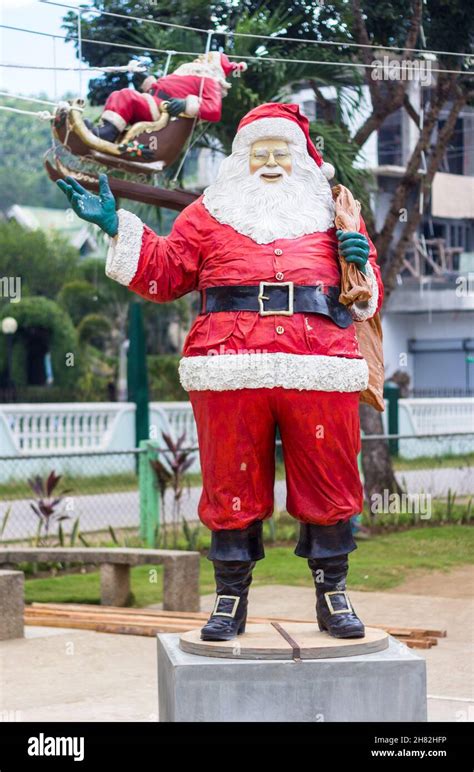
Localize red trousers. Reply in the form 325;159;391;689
104;89;159;125
189;388;363;531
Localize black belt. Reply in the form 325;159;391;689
199;282;353;329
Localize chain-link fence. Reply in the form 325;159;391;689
0;450;142;542
0;433;472;544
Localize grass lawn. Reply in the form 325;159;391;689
0;473;138;500
24;525;474;607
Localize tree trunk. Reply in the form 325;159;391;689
382;87;468;294
375;73;458;275
360;403;402;518
350;0;423;150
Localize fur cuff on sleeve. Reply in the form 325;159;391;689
349;261;379;321
185;95;201;117
106;209;144;286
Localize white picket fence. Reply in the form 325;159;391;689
0;401;198;482
393;398;474;458
0;402;197;456
0;398;472;477
398;398;474;435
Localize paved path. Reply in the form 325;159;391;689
1;567;472;722
2;466;473;541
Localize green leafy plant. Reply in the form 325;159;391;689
28;471;73;542
182;519;200;551
149;433;196;549
446;489;457;523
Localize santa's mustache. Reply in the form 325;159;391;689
254;166;289;179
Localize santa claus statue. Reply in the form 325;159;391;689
86;51;247;142
57;103;383;642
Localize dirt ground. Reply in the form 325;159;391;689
386;565;473;597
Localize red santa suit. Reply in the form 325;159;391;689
105;104;383;531
101;52;247;132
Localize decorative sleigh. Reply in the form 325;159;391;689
52;97;194;175
46;97;199;212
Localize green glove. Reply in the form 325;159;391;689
167;97;187;117
336;230;370;274
57;173;119;237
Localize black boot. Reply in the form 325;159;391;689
201;560;254;641
84;118;120;142
309;554;365;639
201;521;264;642
295;521;364;639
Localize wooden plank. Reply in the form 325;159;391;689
29;602;210;620
24;616;197;633
25;603;447;643
25;608;198;626
405;639;434;649
369;624;446;638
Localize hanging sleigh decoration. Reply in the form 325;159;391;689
46;51;247;210
45;97;199;212
51;97;194;176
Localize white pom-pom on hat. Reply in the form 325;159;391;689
320;162;335;180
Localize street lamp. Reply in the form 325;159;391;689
1;316;18;393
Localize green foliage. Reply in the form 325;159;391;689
309;121;372;214
77;313;112;346
0;97;69;210
0;297;81;389
57;280;101;325
147;354;187;400
0;221;78;300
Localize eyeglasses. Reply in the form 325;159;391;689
251;149;291;162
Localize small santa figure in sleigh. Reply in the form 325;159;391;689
87;51;247;142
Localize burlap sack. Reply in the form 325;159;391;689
332;184;385;412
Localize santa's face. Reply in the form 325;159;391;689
249;139;292;182
203;136;335;244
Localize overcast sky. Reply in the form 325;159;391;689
0;0;94;98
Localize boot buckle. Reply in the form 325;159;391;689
324;591;353;615
212;595;240;618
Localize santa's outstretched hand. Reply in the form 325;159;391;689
57;174;118;237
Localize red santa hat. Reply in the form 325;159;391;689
232;102;335;179
219;52;248;77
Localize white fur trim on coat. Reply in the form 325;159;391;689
349;262;379;321
141;75;157;93
141;92;160;120
106;209;144;286
185;94;201;117
178;352;369;392
102;110;127;132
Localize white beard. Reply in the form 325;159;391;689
202;145;335;244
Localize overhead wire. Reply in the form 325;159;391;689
37;0;474;59
0;27;471;78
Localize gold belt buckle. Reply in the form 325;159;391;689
324;591;353;615
258;281;294;316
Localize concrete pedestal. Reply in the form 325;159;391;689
158;633;427;722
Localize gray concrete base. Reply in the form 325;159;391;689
158;633;427;722
0;570;24;641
